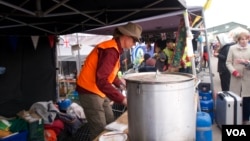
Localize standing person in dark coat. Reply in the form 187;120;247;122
214;33;235;91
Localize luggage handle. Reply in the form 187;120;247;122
218;94;224;99
218;92;225;100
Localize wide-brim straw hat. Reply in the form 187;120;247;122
117;22;142;41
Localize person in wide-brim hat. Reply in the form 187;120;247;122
76;22;142;140
113;22;142;43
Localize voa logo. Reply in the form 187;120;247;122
226;129;246;136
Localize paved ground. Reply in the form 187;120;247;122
200;55;222;141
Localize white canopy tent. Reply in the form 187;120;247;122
57;33;113;74
57;33;113;61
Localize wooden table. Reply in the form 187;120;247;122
59;79;76;83
58;79;76;96
93;111;129;141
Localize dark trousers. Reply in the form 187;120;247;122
243;97;250;121
219;71;231;91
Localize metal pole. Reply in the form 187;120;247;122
56;37;60;101
183;9;196;76
76;33;81;77
199;37;204;71
201;8;215;95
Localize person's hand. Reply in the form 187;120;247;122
235;59;247;64
122;59;127;64
109;101;114;105
119;83;126;91
120;78;126;86
214;52;219;57
242;60;250;64
121;98;127;106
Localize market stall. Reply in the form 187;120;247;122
0;0;213;140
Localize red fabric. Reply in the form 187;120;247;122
163;65;167;71
203;52;208;61
180;60;185;67
44;119;64;135
232;70;240;77
48;35;55;48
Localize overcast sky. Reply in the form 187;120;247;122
187;0;250;28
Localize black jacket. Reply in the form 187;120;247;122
217;42;235;73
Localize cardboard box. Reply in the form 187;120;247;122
17;111;44;141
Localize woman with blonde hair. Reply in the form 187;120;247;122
226;31;250;124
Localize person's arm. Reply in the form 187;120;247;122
217;54;226;60
217;45;230;61
113;76;126;90
226;46;240;77
216;48;226;60
96;48;126;104
226;46;234;73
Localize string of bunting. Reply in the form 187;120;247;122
7;35;56;51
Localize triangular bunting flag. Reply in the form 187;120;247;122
31;36;39;50
204;0;212;10
48;35;55;48
192;0;213;27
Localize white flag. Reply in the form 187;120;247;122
31;36;39;50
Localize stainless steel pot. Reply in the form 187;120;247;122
124;72;196;141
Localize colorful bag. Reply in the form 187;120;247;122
56;112;86;135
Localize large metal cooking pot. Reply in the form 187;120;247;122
124;72;196;141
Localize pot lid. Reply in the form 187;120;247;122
123;72;194;84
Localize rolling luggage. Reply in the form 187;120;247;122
215;91;242;128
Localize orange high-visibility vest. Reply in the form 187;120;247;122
77;39;120;98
